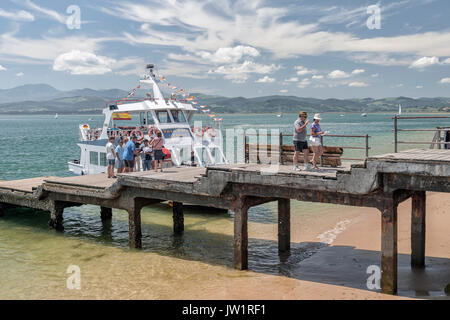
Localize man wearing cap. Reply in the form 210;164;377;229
293;111;311;171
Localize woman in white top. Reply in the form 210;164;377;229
309;114;327;170
106;136;117;178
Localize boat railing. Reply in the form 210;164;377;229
106;97;193;108
393;115;450;152
243;132;371;165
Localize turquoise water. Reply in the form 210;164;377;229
0;112;448;299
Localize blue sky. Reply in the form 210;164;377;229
0;0;449;98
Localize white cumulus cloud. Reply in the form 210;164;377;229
328;70;350;79
351;69;365;75
211;60;280;83
53;50;115;75
409;56;440;69
312;75;324;80
284;77;298;82
198;46;259;64
16;72;24;77
297;78;311;88
0;65;6;71
295;65;314;76
280;89;288;93
255;76;275;83
348;81;368;87
440;77;450;84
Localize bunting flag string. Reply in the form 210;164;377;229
154;73;222;122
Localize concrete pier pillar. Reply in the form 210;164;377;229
128;204;142;249
172;202;184;234
380;194;398;295
232;197;249;270
278;198;290;252
49;202;64;231
411;191;426;269
100;206;113;221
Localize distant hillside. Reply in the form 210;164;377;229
0;84;449;114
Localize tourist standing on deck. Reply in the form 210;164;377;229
123;136;138;173
106;137;117;178
151;131;164;172
293;111;311;171
134;139;142;172
309;114;327;170
115;138;124;174
141;139;153;171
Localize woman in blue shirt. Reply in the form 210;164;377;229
115;138;124;174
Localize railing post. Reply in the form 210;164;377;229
279;132;283;165
394;116;398;153
365;134;369;159
320;136;323;166
244;132;248;163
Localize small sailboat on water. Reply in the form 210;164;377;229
54;113;58;119
398;104;402;115
361;113;367;117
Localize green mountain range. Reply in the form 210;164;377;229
0;84;449;114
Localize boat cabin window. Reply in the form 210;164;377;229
100;153;108;166
170;110;186;123
155;110;172;124
146;112;155;125
90;151;99;165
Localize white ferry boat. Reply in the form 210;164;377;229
68;64;227;175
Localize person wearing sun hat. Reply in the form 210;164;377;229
309;113;327;170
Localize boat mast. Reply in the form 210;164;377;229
140;64;166;106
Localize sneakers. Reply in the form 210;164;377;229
304;163;312;171
293;165;301;171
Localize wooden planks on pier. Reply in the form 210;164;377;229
370;148;450;164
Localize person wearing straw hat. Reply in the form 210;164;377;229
309;113;327;170
292;111;311;171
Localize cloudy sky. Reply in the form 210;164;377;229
0;0;449;98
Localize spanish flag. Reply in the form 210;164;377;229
112;112;132;120
186;96;195;101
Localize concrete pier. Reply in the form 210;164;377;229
0;148;449;295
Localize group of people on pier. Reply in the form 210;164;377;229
105;128;166;178
292;112;328;171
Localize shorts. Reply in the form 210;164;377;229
108;159;115;166
123;160;134;168
309;136;322;147
294;140;308;151
154;149;164;161
117;160;124;168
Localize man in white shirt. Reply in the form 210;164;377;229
106;137;117;178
